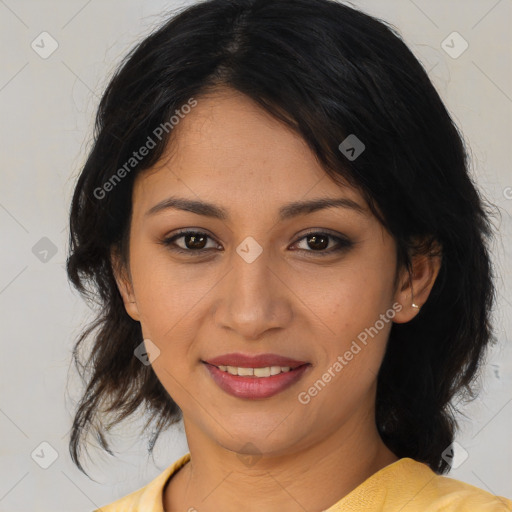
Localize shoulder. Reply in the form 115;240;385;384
384;458;512;511
420;469;512;511
328;458;512;511
93;453;191;512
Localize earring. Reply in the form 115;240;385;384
410;294;420;309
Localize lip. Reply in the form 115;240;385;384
203;362;311;399
203;352;308;369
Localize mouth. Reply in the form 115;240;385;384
201;353;311;399
202;352;309;370
202;362;309;378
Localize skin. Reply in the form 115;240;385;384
112;87;441;512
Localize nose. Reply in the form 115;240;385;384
212;246;293;340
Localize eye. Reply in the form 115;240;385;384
291;230;354;256
159;229;354;257
160;229;220;255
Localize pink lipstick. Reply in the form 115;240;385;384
202;352;311;399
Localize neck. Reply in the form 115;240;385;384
163;410;398;512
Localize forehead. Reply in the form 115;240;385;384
132;88;366;219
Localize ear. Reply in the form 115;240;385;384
110;247;141;322
392;237;442;324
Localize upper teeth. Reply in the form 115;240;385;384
218;365;292;377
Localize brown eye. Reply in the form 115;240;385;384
180;233;208;250
305;233;329;251
161;230;218;255
160;229;354;258
293;231;354;256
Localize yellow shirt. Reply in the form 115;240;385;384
95;452;512;511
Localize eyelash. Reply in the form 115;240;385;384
159;229;354;257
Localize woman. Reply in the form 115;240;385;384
66;0;512;510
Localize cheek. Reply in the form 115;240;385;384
132;267;177;340
129;240;204;335
318;261;393;329
311;255;395;381
128;245;223;389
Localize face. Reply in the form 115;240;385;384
113;88;424;457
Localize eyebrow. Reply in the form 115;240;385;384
145;195;367;221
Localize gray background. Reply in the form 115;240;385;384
0;0;511;510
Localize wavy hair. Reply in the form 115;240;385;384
66;0;497;476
